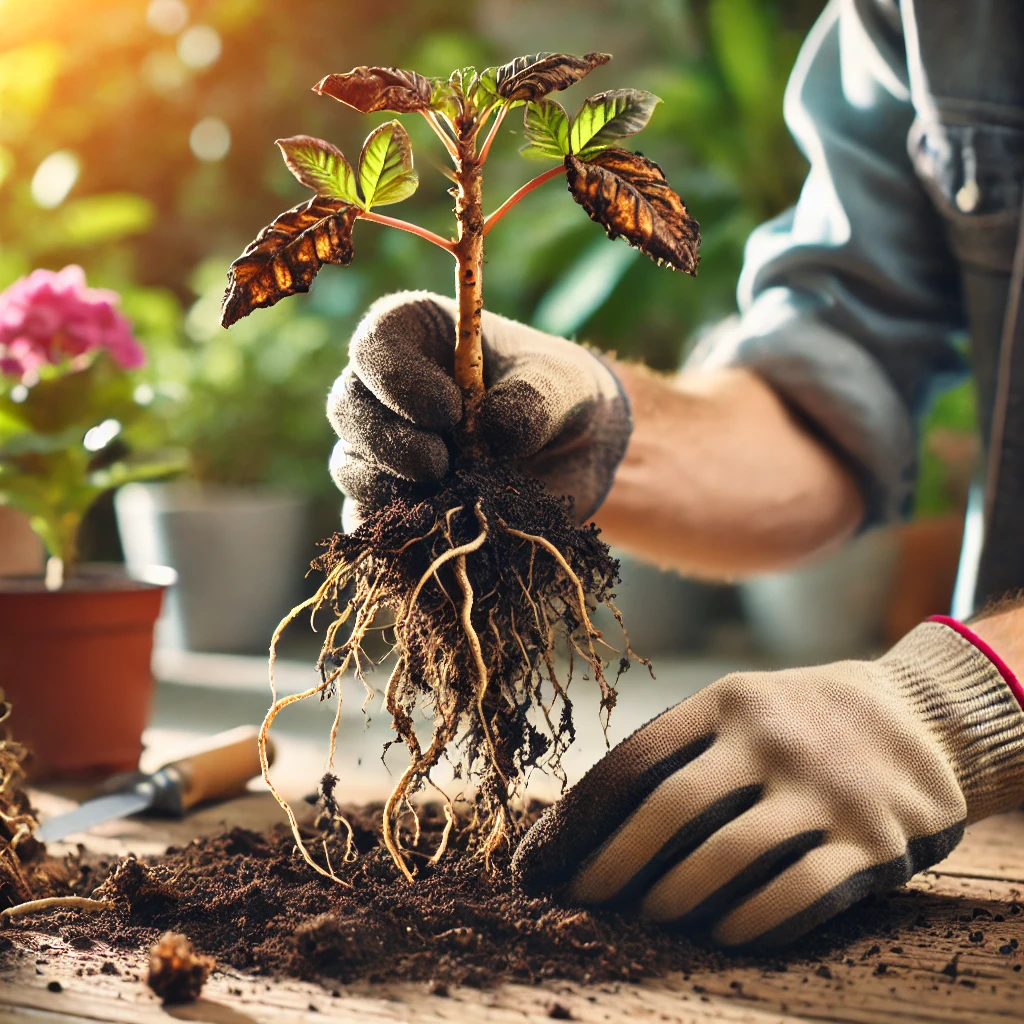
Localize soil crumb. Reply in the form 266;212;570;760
46;804;726;987
147;931;213;1004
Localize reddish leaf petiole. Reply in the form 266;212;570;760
483;164;565;235
358;209;455;252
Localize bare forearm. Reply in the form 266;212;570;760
594;362;865;579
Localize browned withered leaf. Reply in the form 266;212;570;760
313;66;433;114
496;52;611;104
564;149;700;275
221;197;358;327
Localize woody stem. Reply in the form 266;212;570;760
453;145;485;432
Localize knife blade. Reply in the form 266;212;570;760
36;725;275;843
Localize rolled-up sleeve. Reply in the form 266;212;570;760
688;0;967;527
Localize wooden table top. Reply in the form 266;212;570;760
3;796;1024;1024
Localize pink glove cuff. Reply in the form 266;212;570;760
928;614;1024;712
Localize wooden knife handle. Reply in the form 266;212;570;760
163;726;275;812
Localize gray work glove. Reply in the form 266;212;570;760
512;619;1024;950
328;291;631;531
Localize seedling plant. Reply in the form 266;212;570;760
221;52;700;882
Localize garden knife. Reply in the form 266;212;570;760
35;726;275;843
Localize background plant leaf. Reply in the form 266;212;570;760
313;66;433;113
495;52;610;104
358;120;418;208
564;149;700;275
221;197;358;326
521;99;570;160
570;89;661;158
276;136;360;206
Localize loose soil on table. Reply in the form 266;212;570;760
6;804;734;987
6;803;1024;995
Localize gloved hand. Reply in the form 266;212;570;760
512;618;1024;950
328;291;631;531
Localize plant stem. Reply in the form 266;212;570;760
452;147;485;429
44;556;63;592
478;105;508;165
484;165;565;236
420;110;459;160
358;210;455;252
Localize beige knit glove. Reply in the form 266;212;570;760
512;619;1024;950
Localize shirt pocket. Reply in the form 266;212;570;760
909;117;1024;273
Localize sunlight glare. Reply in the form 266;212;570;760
177;25;221;69
189;117;231;161
30;150;79;209
147;0;189;35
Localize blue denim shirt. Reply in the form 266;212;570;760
689;0;1024;545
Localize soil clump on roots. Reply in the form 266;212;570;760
266;458;645;881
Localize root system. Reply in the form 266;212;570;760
0;694;67;911
263;459;647;880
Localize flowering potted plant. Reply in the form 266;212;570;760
0;266;182;777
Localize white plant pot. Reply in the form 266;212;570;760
115;482;309;653
739;527;899;664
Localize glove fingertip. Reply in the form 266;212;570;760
480;378;556;458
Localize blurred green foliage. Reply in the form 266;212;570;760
1;0;824;500
0;354;184;569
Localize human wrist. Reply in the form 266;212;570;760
885;620;1024;822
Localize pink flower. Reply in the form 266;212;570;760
0;265;145;382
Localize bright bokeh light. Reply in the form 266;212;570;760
83;418;122;452
147;0;189;35
141;51;188;95
177;24;221;69
30;150;79;208
189;117;231;161
133;383;156;405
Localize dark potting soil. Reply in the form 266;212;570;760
8;803;1024;999
32;804;734;988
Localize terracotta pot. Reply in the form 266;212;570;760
0;563;175;779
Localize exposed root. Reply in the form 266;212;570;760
263;459;642;880
0;695;57;912
1;896;112;920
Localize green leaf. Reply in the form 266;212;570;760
467;66;499;108
89;451;187;490
276;136;359;206
52;193;154;246
520;99;570;160
358;120;418;208
707;0;777;117
430;77;462;121
570;90;661;158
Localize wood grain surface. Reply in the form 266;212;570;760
4;802;1024;1023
